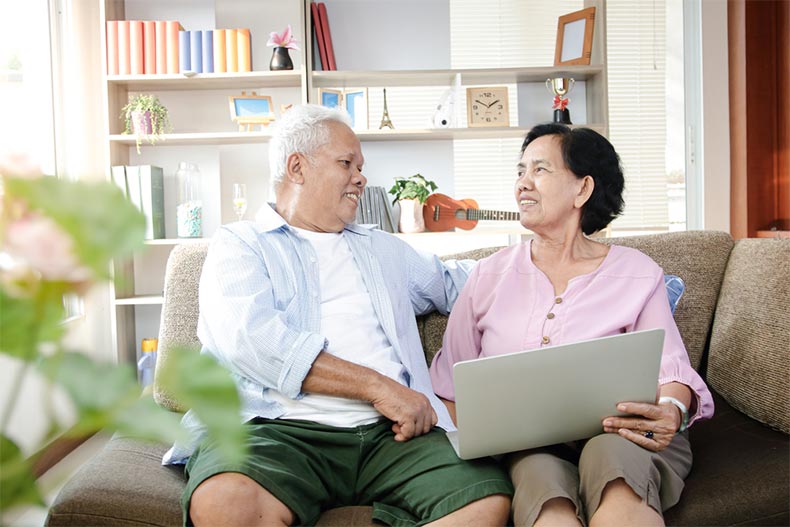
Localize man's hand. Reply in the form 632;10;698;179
370;377;438;442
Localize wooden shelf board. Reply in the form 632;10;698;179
114;295;164;306
109;131;273;146
107;71;303;90
312;65;605;88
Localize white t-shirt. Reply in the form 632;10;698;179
266;228;407;427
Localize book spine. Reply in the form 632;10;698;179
138;165;165;239
202;30;214;73
143;20;156;74
179;30;191;73
110;165;128;197
318;3;336;70
311;3;327;70
225;29;238;73
166;21;180;74
125;166;143;233
155;21;167;74
213;29;227;73
190;30;203;73
237;28;251;72
118;20;131;75
129;20;144;75
106;21;119;75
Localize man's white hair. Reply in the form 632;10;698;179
269;104;352;196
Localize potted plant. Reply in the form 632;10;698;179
388;173;438;233
266;24;299;71
121;94;171;153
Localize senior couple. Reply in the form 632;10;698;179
164;104;713;526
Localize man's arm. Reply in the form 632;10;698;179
303;351;437;441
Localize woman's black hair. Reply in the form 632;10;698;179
521;123;625;235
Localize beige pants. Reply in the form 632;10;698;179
506;432;692;526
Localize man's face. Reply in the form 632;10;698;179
291;121;366;232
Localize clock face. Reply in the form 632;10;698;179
466;87;510;127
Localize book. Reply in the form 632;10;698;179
124;165;143;225
311;3;327;70
202;30;214;73
137;165;165;240
143;20;156;74
225;29;238;72
178;30;190;72
129;21;144;75
190;30;203;73
237;28;251;72
317;3;336;70
106;20;119;75
155;21;167;73
166;21;181;74
118;20;131;75
213;29;227;73
110;165;129;197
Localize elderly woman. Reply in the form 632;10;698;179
429;123;714;526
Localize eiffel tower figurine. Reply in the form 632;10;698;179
379;88;394;129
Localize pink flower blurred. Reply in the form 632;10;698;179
267;24;300;50
3;213;93;286
0;152;43;180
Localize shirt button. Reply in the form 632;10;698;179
555;297;563;304
547;312;555;320
542;336;550;344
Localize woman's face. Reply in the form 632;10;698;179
514;134;590;235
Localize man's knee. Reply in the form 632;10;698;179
190;472;293;526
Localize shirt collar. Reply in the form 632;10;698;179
255;202;370;237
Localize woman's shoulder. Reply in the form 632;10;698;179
475;242;533;275
604;243;663;277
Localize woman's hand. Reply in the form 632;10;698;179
602;401;682;452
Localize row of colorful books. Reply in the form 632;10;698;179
311;2;336;71
179;29;252;74
111;165;165;239
106;21;253;75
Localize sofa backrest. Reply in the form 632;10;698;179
706;238;790;433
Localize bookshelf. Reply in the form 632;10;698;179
101;0;608;365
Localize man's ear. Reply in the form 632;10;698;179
575;175;594;208
285;153;305;184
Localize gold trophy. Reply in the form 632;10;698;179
545;78;575;124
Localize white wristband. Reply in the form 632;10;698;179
659;396;689;433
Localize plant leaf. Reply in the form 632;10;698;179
5;177;146;279
0;434;45;513
158;347;248;464
0;286;66;361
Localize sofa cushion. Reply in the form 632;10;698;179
46;436;184;527
606;231;734;369
154;243;209;413
663;391;790;527
707;239;790;433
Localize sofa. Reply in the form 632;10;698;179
47;231;789;526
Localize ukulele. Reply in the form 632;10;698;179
423;193;520;232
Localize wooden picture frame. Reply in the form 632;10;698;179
554;6;596;66
318;88;343;109
344;88;368;130
228;92;275;131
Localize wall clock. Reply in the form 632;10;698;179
466;86;510;127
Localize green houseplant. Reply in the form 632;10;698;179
388;174;438;233
121;94;171;153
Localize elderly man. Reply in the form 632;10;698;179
164;104;512;526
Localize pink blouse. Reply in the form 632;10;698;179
430;241;714;426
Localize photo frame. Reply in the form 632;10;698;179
554;6;596;66
344;88;368;130
318;88;343;109
228;92;275;131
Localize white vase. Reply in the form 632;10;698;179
398;198;425;233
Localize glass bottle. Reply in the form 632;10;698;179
176;162;202;238
138;338;158;389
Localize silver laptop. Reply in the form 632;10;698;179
446;329;665;459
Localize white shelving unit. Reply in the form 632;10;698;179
101;0;608;365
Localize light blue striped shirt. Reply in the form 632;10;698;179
163;204;474;464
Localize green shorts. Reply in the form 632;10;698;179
183;418;513;526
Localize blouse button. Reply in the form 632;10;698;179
547;312;555;320
555;297;563;304
542;336;550;344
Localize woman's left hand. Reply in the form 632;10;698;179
602;401;681;452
